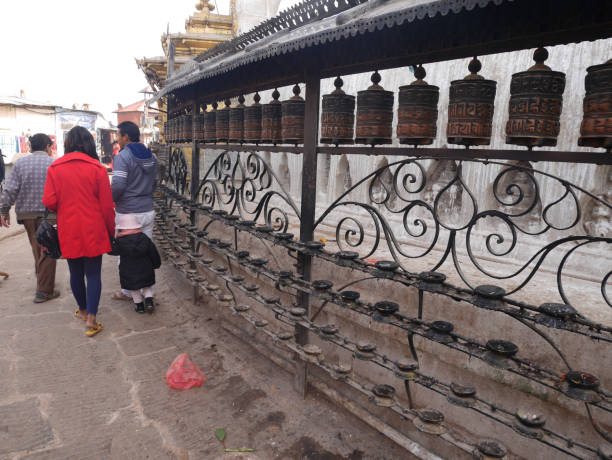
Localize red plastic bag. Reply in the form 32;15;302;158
166;353;206;390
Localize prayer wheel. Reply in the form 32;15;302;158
506;48;565;147
215;99;230;143
579;58;612;149
183;114;193;142
204;102;217;143
228;95;245;143
281;84;305;145
355;71;394;145
174;116;181;142
398;65;439;146
169;118;175;142
244;92;262;144
321;76;355;145
261;89;282;144
195;114;205;141
447;57;496;146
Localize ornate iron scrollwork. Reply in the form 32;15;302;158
167;146;188;196
197;151;301;232
315;158;612;309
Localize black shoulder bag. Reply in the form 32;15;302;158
34;209;62;259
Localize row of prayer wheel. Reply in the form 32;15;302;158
164;50;611;149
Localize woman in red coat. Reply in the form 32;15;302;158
43;126;115;336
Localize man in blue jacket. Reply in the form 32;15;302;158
111;121;159;309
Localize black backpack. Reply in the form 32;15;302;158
34;209;62;259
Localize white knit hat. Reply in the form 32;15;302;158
116;214;141;230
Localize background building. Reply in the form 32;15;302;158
0;93;112;164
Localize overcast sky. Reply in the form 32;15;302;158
0;0;230;123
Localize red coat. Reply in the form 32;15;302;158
43;152;115;259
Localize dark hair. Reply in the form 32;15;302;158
64;126;98;160
118;121;140;142
30;133;52;152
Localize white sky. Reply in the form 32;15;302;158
0;0;230;123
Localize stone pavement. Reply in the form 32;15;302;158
0;230;407;460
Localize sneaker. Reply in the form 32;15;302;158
144;297;155;314
134;302;145;314
33;290;60;303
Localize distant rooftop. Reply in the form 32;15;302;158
0;95;58;108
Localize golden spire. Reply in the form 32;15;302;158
195;1;215;12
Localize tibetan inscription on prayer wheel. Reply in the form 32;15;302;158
244;92;262;144
506;48;565;147
447;57;496;146
321;76;355;145
215;100;230;143
579;59;612;149
228;95;245;143
261;89;282;144
282;84;305;144
355;71;394;145
204;102;217;143
398;65;439;146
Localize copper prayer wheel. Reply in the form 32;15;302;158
261;89;282;144
228;95;245;143
183;114;193;142
355;71;394;145
215;99;230;143
169;118;175;142
195;114;205;141
176;115;183;142
398;65;439;146
506;48;565;147
282;84;305;144
174;116;181;142
321;76;355;145
244;92;262;144
579;58;612;149
204;102;217;143
447;57;496;146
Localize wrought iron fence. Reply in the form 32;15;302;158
155;144;612;458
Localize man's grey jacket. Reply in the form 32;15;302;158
112;143;158;214
0;151;54;221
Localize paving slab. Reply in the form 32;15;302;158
0;231;409;460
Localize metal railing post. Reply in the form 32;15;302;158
295;72;320;396
191;101;200;303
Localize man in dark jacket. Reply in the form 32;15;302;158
111;121;159;302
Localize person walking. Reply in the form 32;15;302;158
43;126;115;336
110;214;161;313
111;121;158;305
0;134;59;302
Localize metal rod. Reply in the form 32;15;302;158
190;101;200;304
167;143;612;165
316;146;612;165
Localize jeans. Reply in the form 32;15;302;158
67;256;102;316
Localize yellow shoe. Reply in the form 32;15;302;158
85;323;103;337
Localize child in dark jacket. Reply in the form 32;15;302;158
112;214;161;313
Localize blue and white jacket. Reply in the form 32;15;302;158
111;143;158;214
